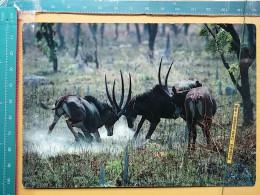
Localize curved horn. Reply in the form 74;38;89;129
165;61;173;89
112;71;125;112
118;70;124;108
105;75;115;107
158;58;172;97
117;73;132;118
112;80;121;112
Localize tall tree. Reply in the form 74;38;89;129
126;23;130;35
171;24;178;35
89;23;99;69
162;24;166;36
199;24;256;124
143;24;148;33
100;23;105;46
74;23;81;58
115;24;119;40
36;23;58;72
183;24;189;35
164;33;170;58
147;24;158;60
56;23;65;50
135;23;141;43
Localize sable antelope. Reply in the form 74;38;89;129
160;71;217;150
48;72;131;143
122;59;201;141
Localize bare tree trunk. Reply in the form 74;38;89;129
89;23;99;69
162;24;166;36
100;23;105;46
74;23;81;58
147;24;158;60
49;35;58;72
171;24;178;35
246;24;256;56
126;23;130;35
240;64;254;123
115;24;119;40
165;33;170;58
57;23;65;50
183;24;189;35
143;24;148;33
22;37;25;54
135;23;141;43
52;53;58;72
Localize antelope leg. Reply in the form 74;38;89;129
48;109;63;134
187;124;192;150
65;119;80;142
145;119;160;140
133;116;145;140
192;124;197;150
83;131;94;143
93;131;101;142
203;119;212;148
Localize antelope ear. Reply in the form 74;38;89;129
196;80;202;87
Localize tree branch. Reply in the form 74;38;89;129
204;24;242;93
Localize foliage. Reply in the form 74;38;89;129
105;160;122;177
35;23;58;71
226;62;239;75
199;25;233;56
199;24;256;124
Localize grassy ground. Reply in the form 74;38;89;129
22;23;256;188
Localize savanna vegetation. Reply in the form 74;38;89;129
22;23;256;188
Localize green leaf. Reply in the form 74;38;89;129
226;62;239;75
215;30;233;53
198;26;209;37
205;39;218;55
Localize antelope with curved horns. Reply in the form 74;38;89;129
49;71;132;143
159;59;217;150
123;58;202;141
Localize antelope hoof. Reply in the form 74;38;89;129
49;123;55;131
144;139;153;144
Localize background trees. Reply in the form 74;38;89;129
36;23;58;72
32;23;256;126
199;24;256;125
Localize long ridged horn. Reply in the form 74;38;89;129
105;75;115;108
165;61;173;90
158;57;172;97
118;70;124;108
112;71;125;112
112;80;121;112
117;73;132;118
